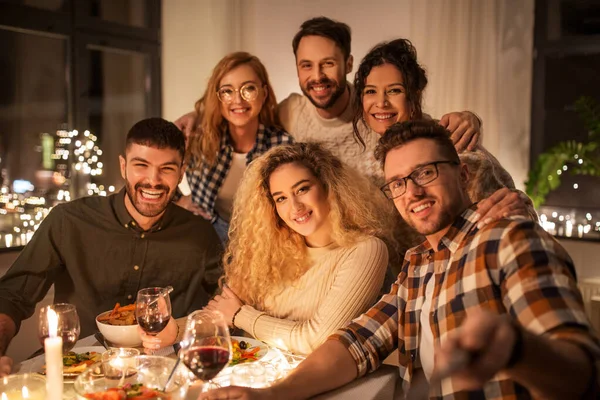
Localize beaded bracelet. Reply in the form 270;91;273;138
232;307;242;328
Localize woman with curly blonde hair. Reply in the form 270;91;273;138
145;142;394;355
179;51;292;243
206;142;394;354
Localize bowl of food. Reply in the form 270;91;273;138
74;356;190;400
96;303;142;347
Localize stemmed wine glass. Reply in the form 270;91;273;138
136;287;172;349
179;310;232;392
38;303;80;353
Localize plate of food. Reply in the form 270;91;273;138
229;336;268;366
33;346;104;380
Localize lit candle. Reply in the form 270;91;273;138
44;308;63;400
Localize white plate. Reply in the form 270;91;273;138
230;336;268;366
19;346;106;380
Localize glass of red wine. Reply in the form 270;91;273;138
136;287;172;351
179;310;232;392
38;303;80;353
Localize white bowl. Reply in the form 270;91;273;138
96;311;142;348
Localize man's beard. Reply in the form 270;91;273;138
403;197;463;237
125;179;173;218
301;77;347;110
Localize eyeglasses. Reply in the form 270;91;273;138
380;160;459;200
216;83;261;103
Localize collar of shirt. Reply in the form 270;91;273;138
221;123;266;160
113;187;169;233
407;203;479;256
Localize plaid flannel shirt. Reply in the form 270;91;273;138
331;205;600;399
186;124;292;221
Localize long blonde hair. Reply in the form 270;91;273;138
225;142;396;307
189;52;280;165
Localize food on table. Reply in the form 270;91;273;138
230;338;261;366
97;303;137;326
42;350;101;375
84;383;169;399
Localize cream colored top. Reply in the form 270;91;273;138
278;86;382;183
214;152;247;222
234;237;389;355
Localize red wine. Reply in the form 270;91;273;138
137;316;170;334
182;346;229;380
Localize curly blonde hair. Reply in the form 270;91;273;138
225;142;396;307
188;52;280;165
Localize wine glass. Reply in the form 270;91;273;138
136;287;172;341
38;303;80;353
179;310;232;392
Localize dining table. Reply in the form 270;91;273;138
15;334;403;399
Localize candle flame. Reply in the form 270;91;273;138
22;386;29;398
48;307;59;338
2;393;7;400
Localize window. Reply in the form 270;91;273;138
0;0;161;249
531;0;600;241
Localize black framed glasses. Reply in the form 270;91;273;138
216;83;261;103
380;160;459;200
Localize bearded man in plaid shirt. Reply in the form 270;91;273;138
200;119;599;400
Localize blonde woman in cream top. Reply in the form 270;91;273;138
141;142;395;355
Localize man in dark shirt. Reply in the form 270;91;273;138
0;118;222;375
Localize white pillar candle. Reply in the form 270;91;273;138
44;308;63;400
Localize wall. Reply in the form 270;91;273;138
162;0;534;189
161;0;242;121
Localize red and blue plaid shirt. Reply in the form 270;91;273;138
186;124;292;221
331;205;599;399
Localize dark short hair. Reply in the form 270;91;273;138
292;17;351;60
352;39;428;147
126;118;186;162
374;120;459;169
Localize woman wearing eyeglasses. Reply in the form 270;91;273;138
181;52;292;243
353;39;537;243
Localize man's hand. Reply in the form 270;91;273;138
139;317;178;351
173;111;199;149
434;310;517;392
0;355;13;377
474;188;528;229
205;287;243;327
197;386;275;400
439;111;481;153
175;195;211;220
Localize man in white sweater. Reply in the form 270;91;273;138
175;17;481;182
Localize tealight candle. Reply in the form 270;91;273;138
44;308;63;400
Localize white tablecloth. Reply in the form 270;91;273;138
17;335;401;400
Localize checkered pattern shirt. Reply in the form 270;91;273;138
331;205;600;399
186;124;292;221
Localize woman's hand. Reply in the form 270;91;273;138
206;287;243;327
138;317;178;351
474;188;529;229
439;111;481;153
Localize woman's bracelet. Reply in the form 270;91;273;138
232;307;243;328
